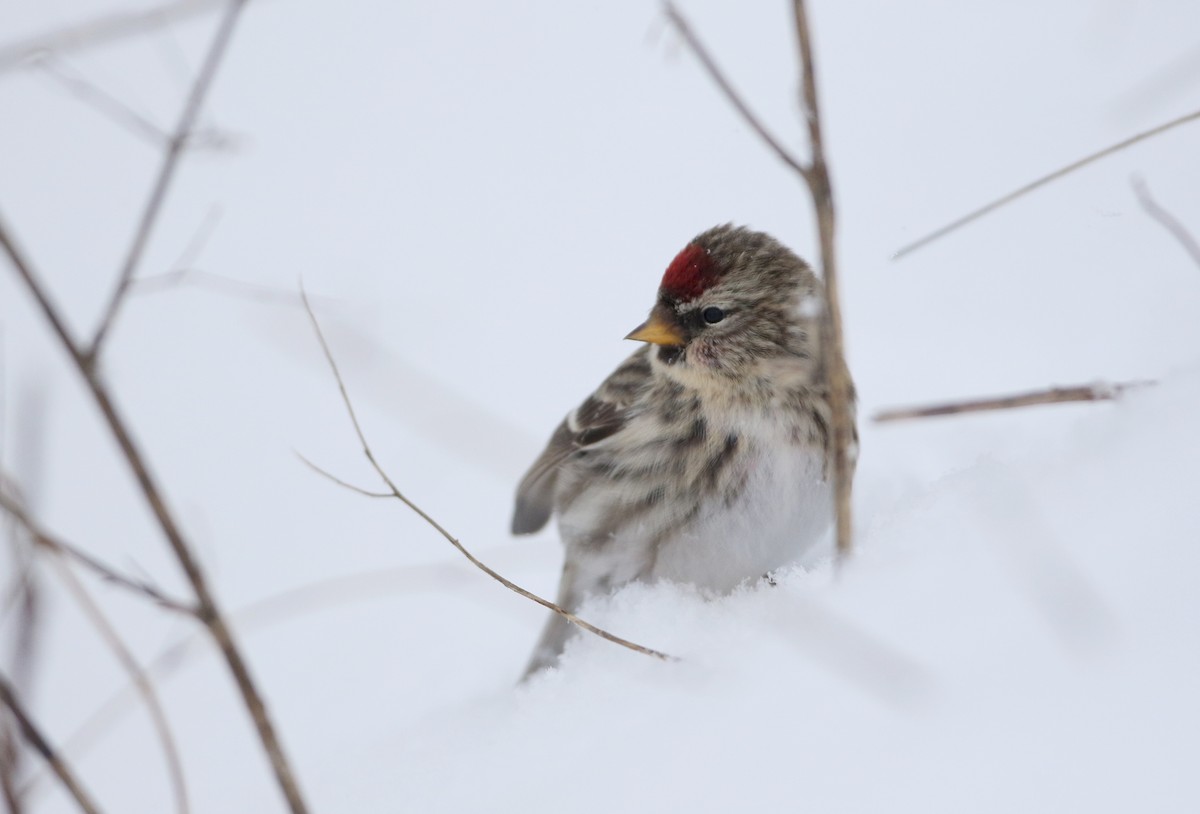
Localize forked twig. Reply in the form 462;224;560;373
299;288;673;664
86;0;247;362
893;107;1200;260
663;1;856;560
48;557;189;814
1132;177;1200;270
872;380;1153;423
0;673;104;814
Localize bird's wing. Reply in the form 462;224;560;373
511;347;653;534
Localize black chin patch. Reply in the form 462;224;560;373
657;345;683;365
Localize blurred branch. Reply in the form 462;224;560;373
1132;176;1200;270
0;0;225;71
0;673;104;814
0;482;196;616
872;380;1154;423
34;57;235;152
35;56;172;147
893;106;1200;260
299;288;674;664
86;0;247;363
0;92;312;814
48;557;189;814
134;269;323;307
663;1;855;560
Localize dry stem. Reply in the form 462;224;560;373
0;673;104;814
1132;177;1200;270
872;380;1153;423
299;289;673;664
48;557;189;814
893;106;1200;260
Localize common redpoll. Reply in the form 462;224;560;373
512;224;855;676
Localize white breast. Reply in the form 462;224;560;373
648;412;832;592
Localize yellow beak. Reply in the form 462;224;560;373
625;313;685;346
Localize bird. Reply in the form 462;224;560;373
511;224;855;676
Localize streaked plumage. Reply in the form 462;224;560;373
513;225;855;675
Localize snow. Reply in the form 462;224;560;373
2;1;1199;813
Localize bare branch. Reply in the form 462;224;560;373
872;380;1154;423
0;673;105;814
894;106;1200;260
1;192;311;814
299;287;674;664
48;558;189;814
0;0;225;71
1132;177;1200;270
661;3;811;182
0;484;196;616
86;0;247;363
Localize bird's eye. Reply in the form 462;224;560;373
702;306;725;325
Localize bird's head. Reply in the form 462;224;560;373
626;225;823;379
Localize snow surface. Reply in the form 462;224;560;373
2;1;1199;813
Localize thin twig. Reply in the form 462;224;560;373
0;484;196;616
872;380;1154;423
0;673;104;814
1132;177;1200;270
299;288;673;663
0;0;225;71
48;557;189;814
86;0;247;363
791;0;855;562
1;207;311;814
661;3;811;182
893;107;1200;260
295;454;392;498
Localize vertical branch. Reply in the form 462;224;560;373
0;674;105;814
792;0;854;560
